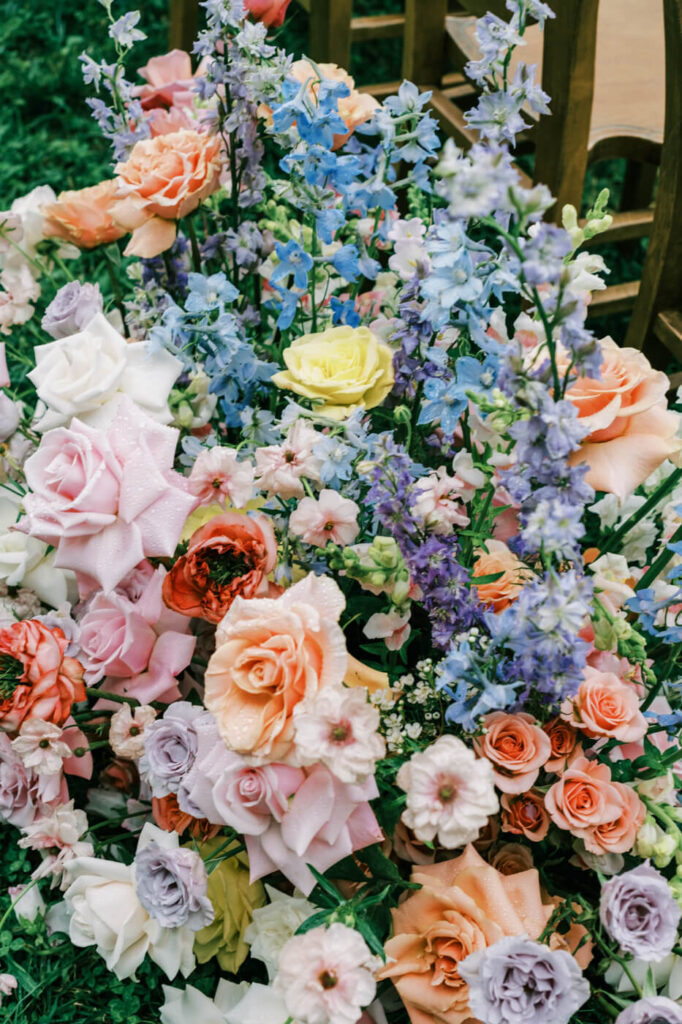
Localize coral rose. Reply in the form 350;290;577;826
565;338;682;499
474;712;551;794
271;325;394;420
0;620;85;734
489;842;535;874
114;130;222;258
545;756;645;855
543;716;583;774
471;539;532;612
162;512;277;624
152;794;220;842
562;666;647;743
500;789;550;842
42;181;126;249
204;572;348;762
245;0;292;27
380;845;585;1024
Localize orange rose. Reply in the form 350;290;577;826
562;666;647;743
204;573;348;761
380;845;583;1024
114;130;222;258
500;789;550;842
162;512;278;624
0;620;85;733
471;539;531;612
42;181;126;249
543;715;583;774
474;711;551;794
588;781;645;855
245;0;292;27
565;338;682;499
152;793;221;842
289;60;380;149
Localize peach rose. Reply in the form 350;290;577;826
114;130;222;258
380;845;579;1024
204;573;348;762
42;181;126;249
138;50;197;110
586;781;645;855
543;716;583;774
565;338;682;499
161;511;278;624
471;540;531;612
474;712;551;794
0;620;85;733
562;666;647;743
289;60;380;149
500;789;550;842
545;755;644;854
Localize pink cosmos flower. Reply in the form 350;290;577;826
188;447;255;508
289;489;360;546
254;421;323;499
363;609;411;651
17;398;199;593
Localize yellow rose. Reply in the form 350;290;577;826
192;840;266;972
271;325;394;419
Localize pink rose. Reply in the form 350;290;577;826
562;666;647;743
77;593;157;684
137;50;198;111
18;399;199;593
474;712;551;794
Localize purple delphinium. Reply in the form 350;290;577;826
458;935;590;1024
41;282;103;339
615;997;682;1024
599;862;681;962
135;843;214;930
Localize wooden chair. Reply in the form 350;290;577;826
169;0;201;51
623;0;682;377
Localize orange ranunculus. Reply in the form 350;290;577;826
152;793;221;842
0;620;85;733
42;181;126;249
474;711;551;794
471;539;531;613
562;666;647;743
500;789;551;842
114;130;222;258
245;0;292;27
542;715;583;774
289;60;380;149
564;338;682;499
204;572;348;762
545;755;645;855
380;845;588;1024
162;511;277;624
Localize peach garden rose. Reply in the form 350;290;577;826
474;711;551;794
204;572;348;762
114;130;222;259
43;181;126;250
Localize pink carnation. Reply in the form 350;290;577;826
17;398;199;593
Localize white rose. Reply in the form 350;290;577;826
161;981;249;1024
64;824;195;981
243;886;315;981
29;313;182;430
0;486;72;607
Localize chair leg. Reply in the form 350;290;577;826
402;0;448;85
625;0;682;354
169;0;201;52
620;160;658;212
309;0;353;68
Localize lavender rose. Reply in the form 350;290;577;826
139;702;210;798
458;936;590;1024
615;996;682;1024
135;843;214;930
41;281;103;339
599;863;681;962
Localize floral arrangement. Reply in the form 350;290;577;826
0;1;681;1022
